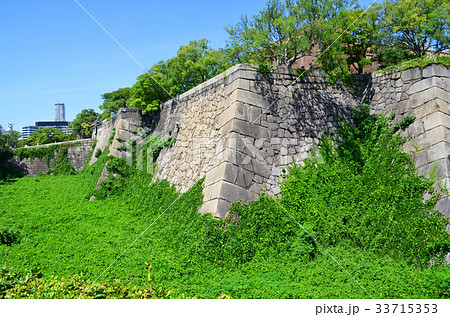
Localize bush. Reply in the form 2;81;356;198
0;264;172;299
0;227;21;246
51;146;76;176
94;148;102;158
280;105;450;267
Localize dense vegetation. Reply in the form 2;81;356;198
1;106;449;299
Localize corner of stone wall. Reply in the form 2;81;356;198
199;65;264;218
369;64;449;225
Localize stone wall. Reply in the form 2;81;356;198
89;108;144;167
88;63;449;221
148;64;362;218
150;63;449;219
364;64;450;225
12;139;93;176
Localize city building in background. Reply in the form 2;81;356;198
21;126;39;139
20;103;70;139
55;103;65;122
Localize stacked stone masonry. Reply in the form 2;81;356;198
88;63;448;223
12;139;93;176
364;64;450;228
149;64;361;218
148;64;449;221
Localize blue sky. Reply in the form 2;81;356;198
0;0;377;131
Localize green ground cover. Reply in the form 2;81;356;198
1;106;449;299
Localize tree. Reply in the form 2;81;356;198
127;61;170;113
99;87;131;120
226;0;358;68
226;0;308;67
165;39;230;94
68;109;100;138
26;127;68;146
338;7;380;74
127;39;229;113
0;125;22;151
381;0;450;57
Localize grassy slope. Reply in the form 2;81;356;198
0;152;449;298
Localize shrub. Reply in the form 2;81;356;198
94;148;102;158
52;146;76;176
0;227;21;246
280;105;450;267
1;264;173;299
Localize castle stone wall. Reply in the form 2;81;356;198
149;64;362;217
87;63;449;221
365;64;450;225
12;139;93;176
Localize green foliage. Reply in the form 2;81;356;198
94;148;102;158
195;197;317;266
280;105;450;267
377;55;450;74
14;145;58;166
422;267;450;298
13;143;78;175
376;46;415;69
0;227;21;246
0;264;172;299
25;127;71;146
0;125;21;151
254;64;274;73
109;129;116;144
2;103;450;298
127;39;230;113
99;87;131;120
52;146;76;176
67;109;100;137
117;145;127;152
380;0;449;57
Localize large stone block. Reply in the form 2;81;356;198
217;102;246;129
229;118;270;139
425;141;450;162
422;112;450;131
231;88;269;108
423;64;450;78
204;161;240;187
413;126;450;149
204;180;249;203
409;87;450;107
408;77;450;95
413;98;448;119
401;68;422;81
225;77;251;95
117;129;134;141
199;198;232;219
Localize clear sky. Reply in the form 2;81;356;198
0;0;377;131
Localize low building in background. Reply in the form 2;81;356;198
20;103;70;139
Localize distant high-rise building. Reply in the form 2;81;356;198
55;103;65;122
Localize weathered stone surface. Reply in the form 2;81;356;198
425;142;450;162
422;112;450;131
413;98;448;119
401;68;422;81
413;126;450;149
408;77;450;95
423;64;450;78
11;139;92;177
